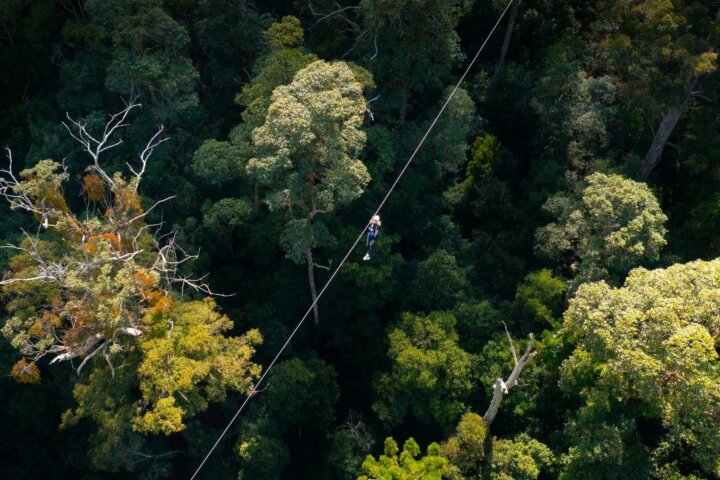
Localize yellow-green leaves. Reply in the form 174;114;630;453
133;397;184;435
690;51;718;76
248;60;369;196
561;258;720;476
135;299;262;435
263;15;304;49
359;437;449;480
441;412;487;476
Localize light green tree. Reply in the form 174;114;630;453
358;437;450;480
247;59;372;325
440;412;488;478
373;312;475;430
491;434;555;480
560;258;720;477
535;172;667;292
508;269;568;330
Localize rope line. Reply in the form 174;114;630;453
190;2;514;477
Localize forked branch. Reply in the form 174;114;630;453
483;333;537;426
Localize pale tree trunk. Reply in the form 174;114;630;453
636;74;698;181
637;6;720;180
305;249;320;326
497;0;520;71
483;334;536;426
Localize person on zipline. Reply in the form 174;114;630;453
363;215;381;261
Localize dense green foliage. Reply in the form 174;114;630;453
1;1;719;479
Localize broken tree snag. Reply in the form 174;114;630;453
483;333;537;426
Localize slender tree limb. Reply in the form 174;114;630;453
313;258;333;271
502;321;518;364
128;125;169;191
76;341;106;374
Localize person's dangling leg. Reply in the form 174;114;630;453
364;238;375;260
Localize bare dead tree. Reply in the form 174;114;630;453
483;333;537;426
0;100;226;370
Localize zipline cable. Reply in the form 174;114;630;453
190;2;515;477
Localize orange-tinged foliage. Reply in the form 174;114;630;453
102;233;121;250
149;293;173;314
84;232;122;253
135;269;157;294
115;186;142;213
11;359;41;384
82;174;105;202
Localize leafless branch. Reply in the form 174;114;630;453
126;195;175;226
0;232;69;285
62;97;142;188
309;1;364;35
104;343;116;377
151;235;233;297
312;4;361;24
313;258;333;271
0;275;54;285
370;34;378;60
691;90;714;102
483;333;536;426
127;125;169;191
0;148;44;215
502;321;518;364
76;341;106;374
49;333;104;364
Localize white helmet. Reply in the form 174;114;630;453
373;215;380;221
